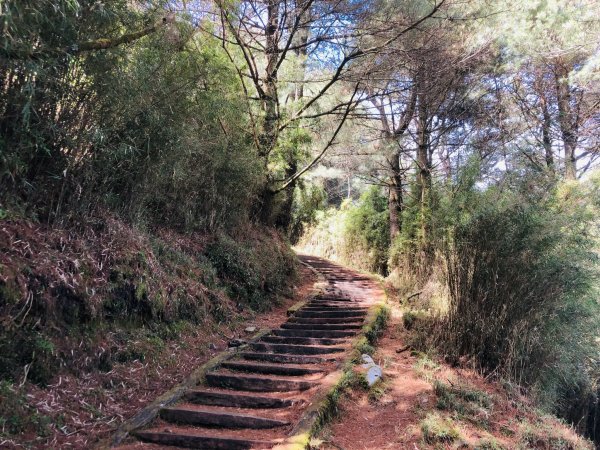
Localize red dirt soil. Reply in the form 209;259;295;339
316;306;593;450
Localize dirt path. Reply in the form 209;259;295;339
110;255;385;450
316;295;594;450
317;308;431;449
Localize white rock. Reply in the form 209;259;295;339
245;326;257;333
366;365;383;386
361;354;375;366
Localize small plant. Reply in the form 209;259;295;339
434;380;492;428
413;354;441;382
0;381;50;438
475;438;506;449
402;309;428;330
353;337;375;357
368;380;388;403
421;412;460;444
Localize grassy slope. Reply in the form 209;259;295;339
0;214;297;447
315;304;595;450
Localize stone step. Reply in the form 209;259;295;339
221;361;323;376
272;329;357;338
312;297;352;302
302;305;368;311
135;429;273;449
183;389;294;409
250;342;345;355
240;352;330;364
281;323;363;330
289;317;365;325
306;303;362;309
206;372;315;392
261;335;346;346
159;406;289;429
295;310;367;318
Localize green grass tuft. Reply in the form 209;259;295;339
421;412;460;444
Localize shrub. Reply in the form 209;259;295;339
434;380;493;427
0;1;261;232
436;182;600;410
297;186;390;274
343;186;390;274
0;381;51;437
421;412;460;444
205;230;296;311
518;419;593;450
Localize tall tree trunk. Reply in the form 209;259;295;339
416;76;431;244
540;94;555;172
256;0;282;225
274;0;310;231
554;61;577;180
531;69;555;173
373;92;413;242
388;153;403;239
276;160;298;230
259;0;281;159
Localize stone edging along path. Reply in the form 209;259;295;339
102;254;388;450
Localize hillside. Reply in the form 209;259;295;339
0;215;298;448
316;303;595;450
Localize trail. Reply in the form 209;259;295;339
112;255;385;450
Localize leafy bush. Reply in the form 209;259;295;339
434;380;493;427
205;230;296;311
436;182;599;409
289;181;327;243
0;1;261;232
297;186;390;274
0;381;51;437
343;186;390;274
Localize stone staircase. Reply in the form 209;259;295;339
115;256;378;450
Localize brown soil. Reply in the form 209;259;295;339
1;266;316;450
316;306;593;450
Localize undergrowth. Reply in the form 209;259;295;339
434;380;493;428
421;412;460;444
0;216;296;388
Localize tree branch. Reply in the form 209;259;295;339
2;14;175;60
275;83;360;192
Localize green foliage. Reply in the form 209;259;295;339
298;186;390;274
0;1;261;232
344;186;390;274
363;304;390;344
402;309;428;330
414;353;441;383
446;183;597;404
517;419;593;450
0;381;51;438
289;181;327;243
0;331;59;386
91;36;261;231
421;412;460;444
205;231;296;311
402;172;600;424
434;380;493;427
